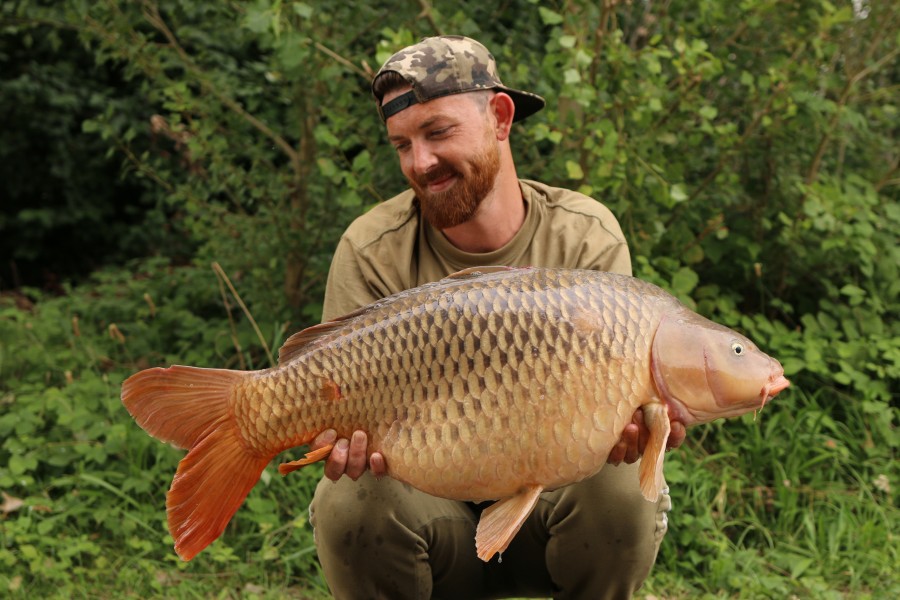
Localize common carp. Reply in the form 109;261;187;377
122;266;789;562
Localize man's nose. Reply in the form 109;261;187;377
411;143;439;176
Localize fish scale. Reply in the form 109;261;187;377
237;268;652;500
122;266;789;561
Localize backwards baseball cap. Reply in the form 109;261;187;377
372;35;545;123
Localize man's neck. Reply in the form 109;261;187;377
441;175;525;253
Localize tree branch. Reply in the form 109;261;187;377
140;1;302;176
416;0;443;35
314;41;372;79
874;158;899;193
804;31;898;186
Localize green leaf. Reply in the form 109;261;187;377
338;191;361;208
8;454;36;476
671;267;699;295
564;68;581;84
243;7;272;34
293;2;313;18
352;150;371;171
279;40;307;69
699;105;718;120
642;53;663;74
658;132;677;145
839;284;865;299
565;160;584;180
316;158;337;177
781;357;805;375
670;184;688;203
314;126;340;147
539;7;564;25
683;244;704;264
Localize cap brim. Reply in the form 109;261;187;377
501;88;546;123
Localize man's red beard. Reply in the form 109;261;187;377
408;141;501;230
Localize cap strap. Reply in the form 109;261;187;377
381;90;419;120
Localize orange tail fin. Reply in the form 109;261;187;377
122;366;271;561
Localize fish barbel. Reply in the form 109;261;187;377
122;266;789;562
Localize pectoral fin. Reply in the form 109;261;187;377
475;484;543;562
278;444;334;475
638;403;671;501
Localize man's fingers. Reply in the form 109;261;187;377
323;438;349;481
608;412;685;465
370;452;387;478
622;424;640;464
608;439;626;465
345;431;369;480
609;423;638;465
319;430;378;481
633;409;648;454
312;429;337;450
667;420;687;450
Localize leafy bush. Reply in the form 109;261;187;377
0;260;328;598
0;22;168;289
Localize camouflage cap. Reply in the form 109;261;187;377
372;35;545;123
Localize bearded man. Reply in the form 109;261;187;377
308;35;685;600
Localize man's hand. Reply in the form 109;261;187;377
607;408;686;465
312;429;387;482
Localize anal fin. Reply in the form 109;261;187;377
638;403;671;501
279;443;334;475
475;484;543;562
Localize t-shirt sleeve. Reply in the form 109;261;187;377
322;238;383;322
522;180;633;277
564;201;633;276
583;237;632;276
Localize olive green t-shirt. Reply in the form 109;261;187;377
322;179;631;321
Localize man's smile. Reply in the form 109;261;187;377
427;173;457;193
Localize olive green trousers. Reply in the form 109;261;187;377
309;462;670;600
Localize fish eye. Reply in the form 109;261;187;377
731;342;744;356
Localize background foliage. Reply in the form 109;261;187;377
1;0;897;598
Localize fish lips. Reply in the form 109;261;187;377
761;373;791;407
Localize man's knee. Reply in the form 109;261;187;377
309;473;399;551
309;474;479;600
540;464;670;598
554;464;667;547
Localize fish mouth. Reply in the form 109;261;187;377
761;373;790;407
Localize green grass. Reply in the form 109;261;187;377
1;263;896;598
643;388;898;599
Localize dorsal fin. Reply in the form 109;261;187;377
278;307;369;364
442;266;524;281
278;266;527;364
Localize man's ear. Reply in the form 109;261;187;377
490;92;516;141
